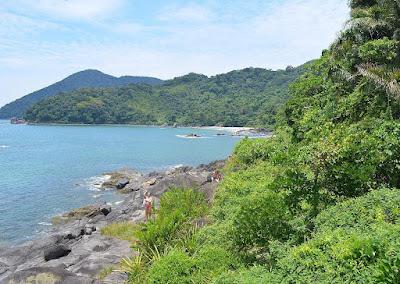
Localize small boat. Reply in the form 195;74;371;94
10;117;27;124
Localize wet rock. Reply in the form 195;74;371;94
44;244;71;261
52;205;101;225
116;178;129;189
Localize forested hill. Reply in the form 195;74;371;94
97;1;400;283
25;65;306;128
0;70;163;119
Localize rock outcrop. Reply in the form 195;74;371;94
0;160;224;283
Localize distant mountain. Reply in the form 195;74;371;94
25;64;308;128
0;70;163;118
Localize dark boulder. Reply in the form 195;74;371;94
100;205;112;216
64;228;84;240
116;178;129;189
44;244;71;261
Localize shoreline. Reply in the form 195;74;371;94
22;121;269;132
22;122;272;137
0;160;225;283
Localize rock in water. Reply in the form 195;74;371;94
44;244;71;261
116;178;129;189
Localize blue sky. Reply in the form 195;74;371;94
0;0;349;107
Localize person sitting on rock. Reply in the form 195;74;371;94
143;191;153;222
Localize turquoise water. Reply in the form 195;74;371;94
0;120;240;245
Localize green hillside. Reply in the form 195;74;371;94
0;69;163;119
99;0;400;283
25;66;306;128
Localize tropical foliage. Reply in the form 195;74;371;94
24;66;305;128
99;1;399;282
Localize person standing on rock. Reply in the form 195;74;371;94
143;191;153;222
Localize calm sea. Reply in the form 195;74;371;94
0;120;239;245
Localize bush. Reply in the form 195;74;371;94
359;38;399;65
192;245;240;282
376;253;400;283
232;192;293;257
212;161;283;222
315;188;400;232
213;266;274;284
147;248;195;284
296;120;400;200
269;189;400;283
231;132;293;168
147;245;240;284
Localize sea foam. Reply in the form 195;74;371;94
84;175;111;191
176;135;211;139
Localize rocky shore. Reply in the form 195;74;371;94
0;160;225;284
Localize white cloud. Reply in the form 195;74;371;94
0;11;62;37
3;0;125;21
158;2;213;22
0;0;350;107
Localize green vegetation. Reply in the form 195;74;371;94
97;0;400;283
24;66;305;128
97;265;116;280
0;69;162;119
100;221;137;243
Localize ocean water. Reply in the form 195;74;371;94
0;120;240;245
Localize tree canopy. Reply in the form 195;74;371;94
24;66;306;128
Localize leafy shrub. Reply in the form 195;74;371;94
376;253;400;283
213;266;274;284
315;188;400;232
147;245;240;284
299;120;400;199
212;161;283;222
231;132;293;168
233;138;274;166
192;245;241;282
359;38;399;64
147;248;195;284
232;192;293;257
269;189;400;283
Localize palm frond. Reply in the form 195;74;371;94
357;64;400;99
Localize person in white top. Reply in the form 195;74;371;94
143;191;153;222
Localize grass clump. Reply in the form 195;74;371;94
97;265;116;280
101;222;137;243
